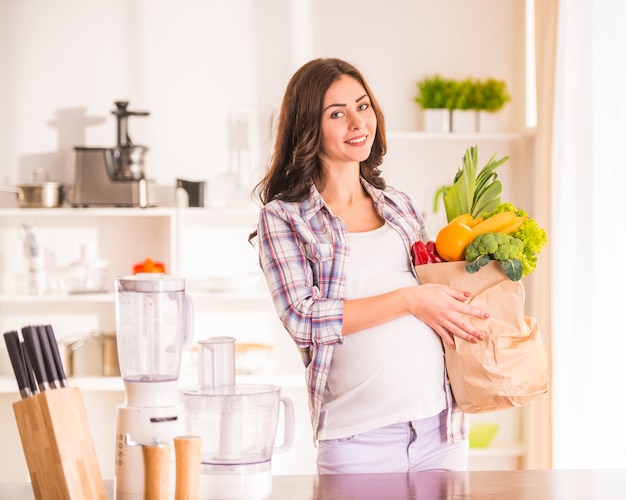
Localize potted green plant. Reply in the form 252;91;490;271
450;77;480;132
475;78;511;132
414;75;455;132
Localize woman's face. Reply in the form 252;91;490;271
319;75;377;168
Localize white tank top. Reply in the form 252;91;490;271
318;222;446;440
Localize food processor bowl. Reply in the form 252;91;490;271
182;336;294;499
182;384;294;500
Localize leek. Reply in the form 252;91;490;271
434;145;509;222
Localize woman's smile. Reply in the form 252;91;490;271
346;135;368;145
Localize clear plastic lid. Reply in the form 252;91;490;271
116;273;185;293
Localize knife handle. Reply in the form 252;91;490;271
22;326;50;391
45;324;68;387
3;331;32;398
21;337;39;395
36;325;60;388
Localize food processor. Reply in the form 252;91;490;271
182;337;294;500
114;274;194;500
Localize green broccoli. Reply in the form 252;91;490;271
465;232;524;281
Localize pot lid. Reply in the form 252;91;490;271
19;168;62;187
18;181;63;188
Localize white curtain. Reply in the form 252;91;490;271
552;0;626;468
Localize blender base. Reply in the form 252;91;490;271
115;403;184;500
200;463;272;500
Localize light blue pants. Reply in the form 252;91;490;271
317;411;468;474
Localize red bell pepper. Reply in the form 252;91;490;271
411;241;432;265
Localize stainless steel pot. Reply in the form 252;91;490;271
92;331;120;376
0;182;64;208
57;337;86;378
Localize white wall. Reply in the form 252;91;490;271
0;0;526;208
309;0;525;132
0;0;296;200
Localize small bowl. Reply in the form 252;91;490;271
469;423;499;448
235;343;274;374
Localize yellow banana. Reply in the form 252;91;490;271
471;211;516;236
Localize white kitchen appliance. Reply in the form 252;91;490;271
182;337;294;500
114;274;194;500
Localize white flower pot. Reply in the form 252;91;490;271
422;108;451;133
451;109;478;133
478;111;504;133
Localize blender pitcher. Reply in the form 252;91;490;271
183;337;294;500
114;274;194;500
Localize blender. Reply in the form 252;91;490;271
183;337;295;500
114;274;194;500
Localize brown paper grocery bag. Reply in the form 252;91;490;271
415;260;549;413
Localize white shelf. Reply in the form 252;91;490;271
187;289;270;303
0;372;305;395
235;372;305;389
387;131;529;141
176;206;259;225
0;206;176;218
0;206;259;220
469;444;525;457
0;290;272;307
66;376;124;391
468;443;526;470
0;292;115;304
64;375;304;392
0;376;121;394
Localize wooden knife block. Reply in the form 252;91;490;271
13;387;106;500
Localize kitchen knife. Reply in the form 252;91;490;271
20;335;39;395
21;325;50;392
44;324;68;388
3;331;32;398
36;324;60;389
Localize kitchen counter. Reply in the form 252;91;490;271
1;469;624;499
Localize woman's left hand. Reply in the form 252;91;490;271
409;283;488;347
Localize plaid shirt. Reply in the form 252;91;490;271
256;178;467;444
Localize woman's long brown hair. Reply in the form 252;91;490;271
249;58;388;242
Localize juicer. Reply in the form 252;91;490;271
114;274;194;500
183;337;295;500
73;101;156;207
